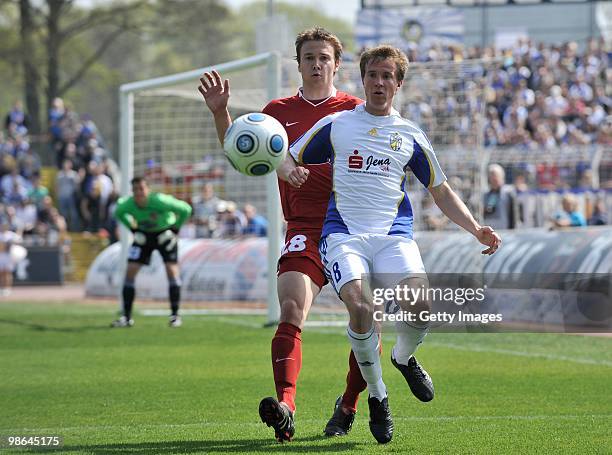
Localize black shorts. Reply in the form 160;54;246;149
128;230;178;265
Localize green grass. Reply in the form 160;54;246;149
1;301;611;454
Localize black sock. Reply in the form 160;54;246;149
122;283;135;319
169;284;180;316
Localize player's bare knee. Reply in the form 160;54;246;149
347;302;374;332
125;264;140;281
406;294;430;313
411;298;431;327
339;280;364;306
344;298;373;331
165;263;179;280
279;297;307;327
355;301;374;322
395;276;431;323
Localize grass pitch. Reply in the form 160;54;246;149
1;301;611;454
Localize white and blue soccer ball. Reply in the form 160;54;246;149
223;113;288;176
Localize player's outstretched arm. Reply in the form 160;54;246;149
429;181;501;255
198;70;232;145
277;155;309;188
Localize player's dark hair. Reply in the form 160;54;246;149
295;27;343;64
131;176;147;186
359;45;409;82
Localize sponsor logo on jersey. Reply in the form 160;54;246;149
285;121;299;127
348;150;363;169
348;149;391;175
368;128;378;137
390;132;402;151
366;155;391;173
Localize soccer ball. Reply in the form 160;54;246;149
223;113;288;176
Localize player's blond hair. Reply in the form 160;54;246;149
359;45;409;82
295;27;343;64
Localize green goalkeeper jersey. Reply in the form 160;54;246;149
115;192;192;233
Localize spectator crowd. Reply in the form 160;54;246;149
350;38;610;229
350;37;611;151
48;97;120;236
179;183;268;239
1;97;120;250
334;37;612;207
2;37;609;245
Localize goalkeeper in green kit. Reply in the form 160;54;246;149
111;176;192;328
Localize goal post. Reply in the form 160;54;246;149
118;52;283;323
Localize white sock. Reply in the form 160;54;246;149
392;321;428;365
347;326;386;400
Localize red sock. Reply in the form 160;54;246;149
341;350;367;413
342;336;382;413
271;322;302;412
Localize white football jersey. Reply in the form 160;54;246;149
290;103;446;239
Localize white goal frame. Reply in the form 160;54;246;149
118;52;283;323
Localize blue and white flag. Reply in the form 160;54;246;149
356;7;464;49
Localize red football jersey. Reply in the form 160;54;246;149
263;90;362;229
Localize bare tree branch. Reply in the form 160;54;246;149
30;2;45;16
0;47;24;61
58;27;125;95
60;1;147;41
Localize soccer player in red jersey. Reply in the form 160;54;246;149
199;28;365;442
199;28;432;442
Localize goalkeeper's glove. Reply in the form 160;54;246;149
129;224;147;245
132;230;147;246
157;229;178;252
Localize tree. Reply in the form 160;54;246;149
234;1;355;57
152;0;239;71
8;0;149;134
44;1;149;113
19;0;41;134
1;0;355;153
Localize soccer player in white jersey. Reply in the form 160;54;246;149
279;45;501;443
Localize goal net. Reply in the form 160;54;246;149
119;53;493;319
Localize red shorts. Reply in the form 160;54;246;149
277;228;327;289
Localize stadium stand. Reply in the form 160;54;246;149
355;37;611;229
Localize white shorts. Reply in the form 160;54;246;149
319;233;426;295
0;252;14;271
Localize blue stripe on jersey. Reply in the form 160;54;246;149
388;177;414;238
298;122;333;164
407;140;434;188
321;191;350;238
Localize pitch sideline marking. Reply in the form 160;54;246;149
139;314;612;367
424;341;612;368
141;309;266;316
208;318;612;367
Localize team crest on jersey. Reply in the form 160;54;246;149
389;132;402;151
